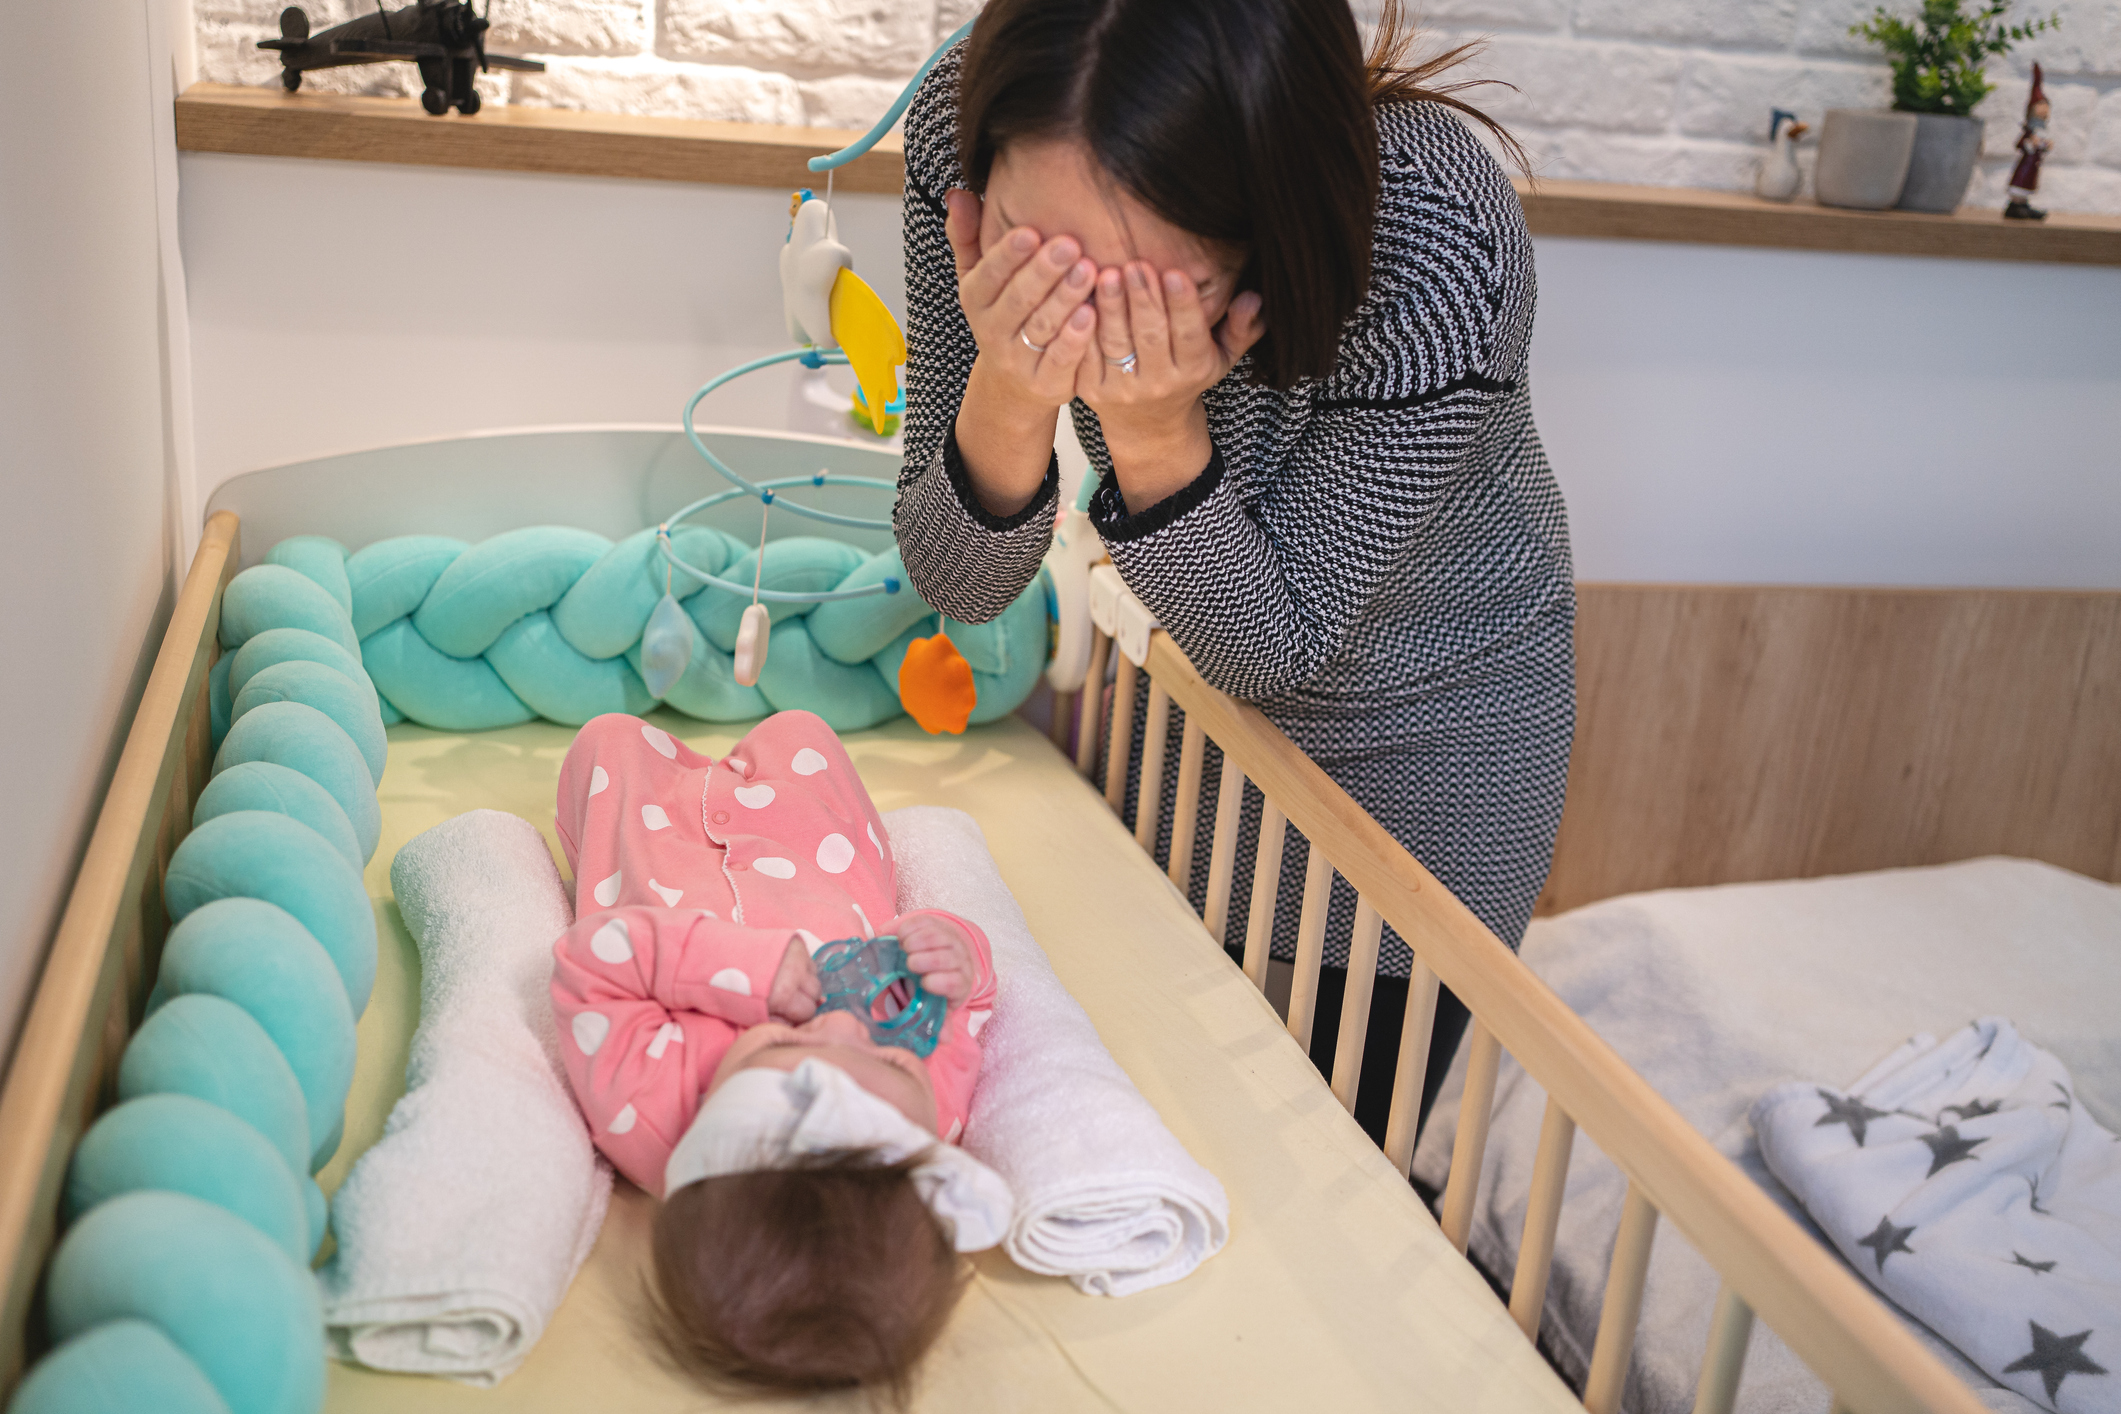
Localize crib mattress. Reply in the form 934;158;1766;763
324;713;1575;1413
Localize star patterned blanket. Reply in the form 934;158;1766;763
1754;1018;2120;1413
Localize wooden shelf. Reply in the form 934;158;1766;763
173;82;905;194
1515;176;2121;267
176;83;2121;266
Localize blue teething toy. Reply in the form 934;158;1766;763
813;935;948;1058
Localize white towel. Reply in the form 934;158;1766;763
883;805;1229;1296
1754;1018;2121;1414
320;809;612;1386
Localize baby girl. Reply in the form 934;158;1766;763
547;710;1011;1398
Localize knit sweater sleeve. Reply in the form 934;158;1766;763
1089;152;1523;702
891;43;1060;625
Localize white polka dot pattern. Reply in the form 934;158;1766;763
815;833;855;874
734;784;776;809
866;822;885;858
648;878;683;906
640;804;671;830
944;1118;963;1143
967;1009;991;1038
851;902;873;938
609;1104;637;1134
592;871;622;907
753;857;796;880
791;747;828;776
709;967;752;995
590;918;632;963
588;766;609;797
641;724;676;759
646;1021;684;1060
572;1010;610;1055
795;928;827;956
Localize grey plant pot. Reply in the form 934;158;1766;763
1815;109;1918;210
1897;112;1984;213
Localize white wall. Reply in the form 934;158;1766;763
190;0;2121;215
181;154;905;501
182;152;2121;589
0;0;188;1061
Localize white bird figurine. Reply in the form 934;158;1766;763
1756;109;1809;203
780;193;852;349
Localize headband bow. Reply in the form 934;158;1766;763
664;1057;1013;1253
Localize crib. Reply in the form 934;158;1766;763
7;424;2090;1412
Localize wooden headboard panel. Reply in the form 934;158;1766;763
1540;584;2121;915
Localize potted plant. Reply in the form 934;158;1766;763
1848;0;2059;213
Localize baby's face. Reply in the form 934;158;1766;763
709;1010;939;1134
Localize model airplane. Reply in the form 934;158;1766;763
258;1;544;116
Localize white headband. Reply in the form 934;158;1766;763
664;1057;1014;1253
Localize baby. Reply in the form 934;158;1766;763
547;710;1011;1398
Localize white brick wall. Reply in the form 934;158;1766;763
197;0;2121;213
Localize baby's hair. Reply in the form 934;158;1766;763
649;1147;966;1406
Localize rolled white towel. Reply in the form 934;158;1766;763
884;805;1229;1296
320;809;612;1386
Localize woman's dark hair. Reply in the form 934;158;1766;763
958;0;1521;390
647;1148;965;1408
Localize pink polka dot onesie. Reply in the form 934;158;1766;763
549;711;995;1195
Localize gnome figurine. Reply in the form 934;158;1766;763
2005;64;2052;221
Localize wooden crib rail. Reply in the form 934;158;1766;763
1081;625;1986;1414
0;512;239;1390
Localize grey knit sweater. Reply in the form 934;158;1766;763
892;46;1576;975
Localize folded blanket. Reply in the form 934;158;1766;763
1754;1018;2121;1414
884;805;1229;1296
320;810;612;1385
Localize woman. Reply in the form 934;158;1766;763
892;0;1574;1141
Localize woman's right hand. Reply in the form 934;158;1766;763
945;188;1099;412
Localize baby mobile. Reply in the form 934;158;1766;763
636;21;982;735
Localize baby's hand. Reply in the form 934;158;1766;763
768;937;821;1023
896;915;978;1005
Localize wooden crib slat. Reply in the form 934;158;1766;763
1285;844;1335;1048
1510;1094;1578;1341
1050;690;1074;753
1584;1180;1662;1414
1104;652;1138;813
1167;716;1206;892
1439;1021;1502;1253
1202;755;1244;945
1134;681;1171;852
1381;958;1441;1175
1330;897;1384;1112
1240;802;1287;991
1074;630;1110;779
1693;1283;1757;1414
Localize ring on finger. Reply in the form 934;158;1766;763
1106;351;1138;374
1020;329;1049;354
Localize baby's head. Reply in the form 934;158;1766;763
647;1019;1004;1402
649;1148;963;1400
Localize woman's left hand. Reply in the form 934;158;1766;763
1077;263;1263;509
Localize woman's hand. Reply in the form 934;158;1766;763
767;937;821;1023
946;189;1101;408
945;188;1099;517
895;914;980;1006
1079;263;1265;512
